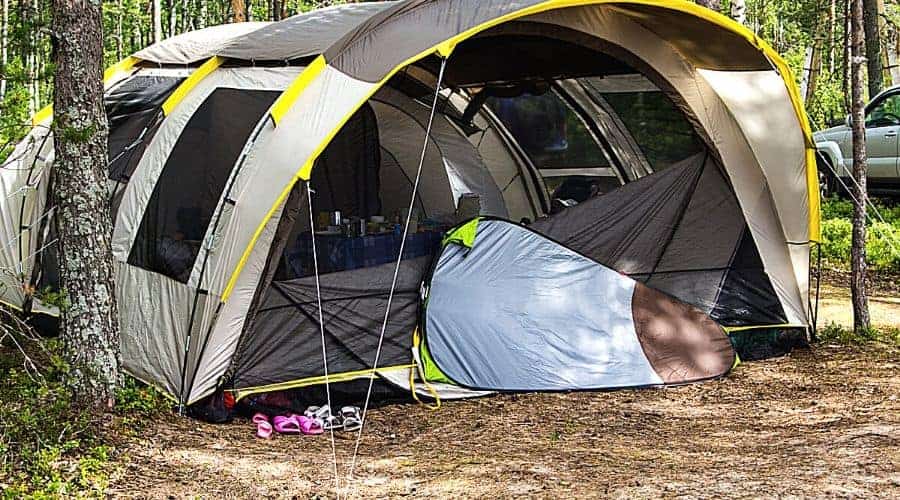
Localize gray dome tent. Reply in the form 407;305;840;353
0;0;818;409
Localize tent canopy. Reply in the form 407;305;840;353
0;0;817;408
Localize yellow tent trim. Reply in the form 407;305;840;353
724;323;807;333
223;0;821;303
269;55;327;125
161;56;225;116
232;364;415;401
30;56;141;126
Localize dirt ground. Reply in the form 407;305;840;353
106;283;900;499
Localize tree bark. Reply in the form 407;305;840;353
850;0;872;333
231;0;246;22
51;0;121;409
863;0;883;97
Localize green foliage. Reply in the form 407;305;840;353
820;197;900;271
818;322;900;346
0;333;168;497
33;287;69;312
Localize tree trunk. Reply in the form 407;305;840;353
152;0;162;42
1;0;7;101
863;0;883;97
232;0;246;22
115;0;123;60
850;0;871;333
730;0;745;25
51;0;121;409
32;0;41;110
844;0;852;111
167;0;176;37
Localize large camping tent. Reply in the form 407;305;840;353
0;0;819;410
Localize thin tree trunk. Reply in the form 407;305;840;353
33;0;40;109
152;0;162;42
850;0;871;333
115;0;124;60
844;0;852;111
51;0;121;409
863;0;883;97
829;0;837;72
1;0;8;101
167;0;176;37
730;0;745;24
888;29;900;85
232;0;246;22
695;0;721;10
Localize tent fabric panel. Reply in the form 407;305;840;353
528;152;787;327
378;366;495;401
219;66;376;301
217;2;394;62
0;126;54;309
453;89;541;221
178;68;302;294
372;85;509;218
631;282;734;383
186;198;289;404
324;1;772;84
528;7;808;325
231;258;428;391
530;153;705;275
117;262;195;398
424;219;663;391
126;88;279;283
132;22;269;64
698;68;811;311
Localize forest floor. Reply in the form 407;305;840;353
104;277;900;499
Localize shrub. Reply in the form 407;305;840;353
820;197;900;271
0;321;167;497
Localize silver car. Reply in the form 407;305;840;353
815;85;900;196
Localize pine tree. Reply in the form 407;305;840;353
51;0;121;409
850;0;871;333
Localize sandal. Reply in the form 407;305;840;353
298;415;324;435
341;406;362;432
252;413;273;439
272;415;302;434
306;405;342;431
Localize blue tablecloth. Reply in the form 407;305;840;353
286;230;443;278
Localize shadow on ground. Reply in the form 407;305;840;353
108;343;899;498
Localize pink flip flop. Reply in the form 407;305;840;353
252;413;273;439
273;415;303;434
298;415;324;435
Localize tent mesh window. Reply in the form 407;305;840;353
106;75;185;183
487;90;620;203
127;88;279;283
229;103;437;392
30;74;186;298
580;80;705;172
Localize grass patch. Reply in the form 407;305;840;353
817;322;900;346
0;313;169;498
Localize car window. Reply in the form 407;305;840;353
866;93;900;128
